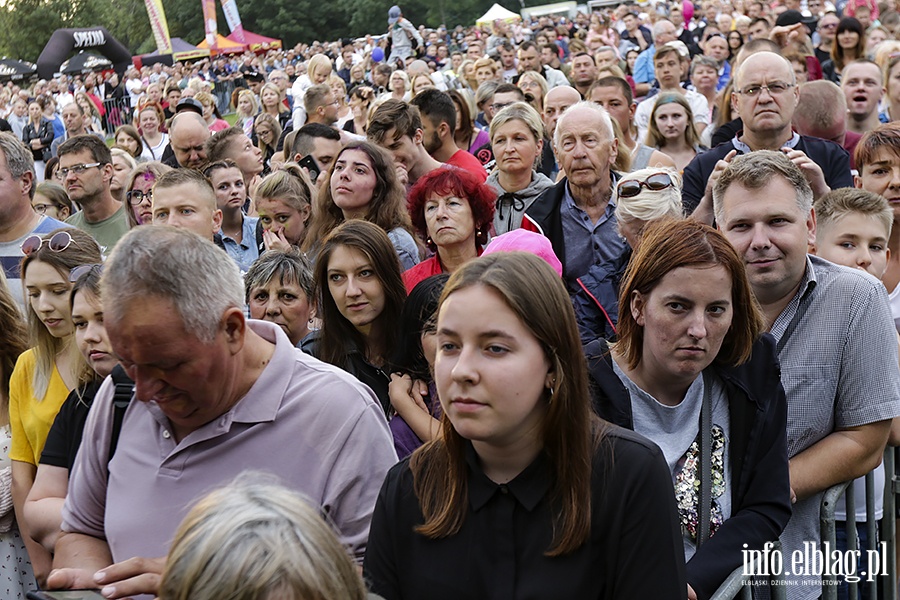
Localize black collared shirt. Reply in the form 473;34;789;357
364;427;687;599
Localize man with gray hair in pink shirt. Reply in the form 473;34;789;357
46;225;398;599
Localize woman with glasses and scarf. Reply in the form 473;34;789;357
585;219;791;600
485;102;555;235
9;228;101;585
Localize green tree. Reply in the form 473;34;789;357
0;0;71;62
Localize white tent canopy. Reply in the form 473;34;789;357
476;3;521;25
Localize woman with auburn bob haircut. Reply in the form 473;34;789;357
586;219;791;600
404;167;495;292
364;252;687;599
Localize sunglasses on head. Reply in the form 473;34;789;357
69;263;103;283
21;230;73;256
617;172;675;198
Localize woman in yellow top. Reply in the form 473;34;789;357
9;228;101;584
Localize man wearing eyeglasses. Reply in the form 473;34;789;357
683;51;853;224
58;135;129;255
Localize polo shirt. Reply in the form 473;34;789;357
61;320;397;565
771;256;900;600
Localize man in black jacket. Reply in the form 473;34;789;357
684;51;852;223
524;101;626;294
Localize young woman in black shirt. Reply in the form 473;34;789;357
364;252;687;599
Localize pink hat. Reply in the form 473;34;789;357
482;229;563;276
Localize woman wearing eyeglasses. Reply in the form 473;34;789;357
9;228;101;585
32;182;73;222
585;219;791;600
572;168;683;343
124;162;172;228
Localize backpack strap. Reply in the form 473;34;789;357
108;364;135;464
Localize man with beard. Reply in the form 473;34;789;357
368;99;443;186
410;89;487;182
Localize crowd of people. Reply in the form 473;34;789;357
1;0;900;598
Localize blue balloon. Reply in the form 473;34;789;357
372;47;384;62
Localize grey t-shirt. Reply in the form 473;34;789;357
613;359;732;561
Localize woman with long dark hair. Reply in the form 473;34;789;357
302;220;407;414
304;141;420;270
823;17;867;83
388;274;448;458
364;251;686;599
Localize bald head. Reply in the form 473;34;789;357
407;60;430;77
169;112;211;169
793;80;847;144
543;85;582;139
734;51;795;88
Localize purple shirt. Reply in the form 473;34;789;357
62;320;397;565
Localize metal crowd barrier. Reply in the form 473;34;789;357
101;96;132;137
709;541;788;600
212;80;236;116
819;448;898;600
710;447;899;600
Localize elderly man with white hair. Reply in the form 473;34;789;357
525;101;627;294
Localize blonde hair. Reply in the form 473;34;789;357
159;475;366;600
236;89;259;116
814;187;893;239
21;228;102;400
616;167;683;225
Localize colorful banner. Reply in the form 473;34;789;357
202;0;218;48
220;0;247;44
143;0;173;55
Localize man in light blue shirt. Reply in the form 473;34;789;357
632;19;678;97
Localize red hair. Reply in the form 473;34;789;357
407;168;496;248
